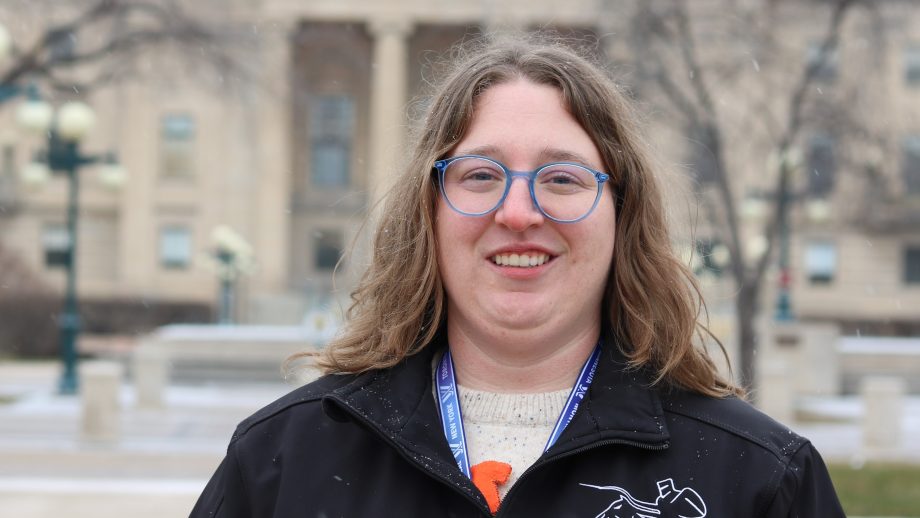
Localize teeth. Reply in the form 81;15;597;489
491;253;550;268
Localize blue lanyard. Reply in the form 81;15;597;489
436;343;602;478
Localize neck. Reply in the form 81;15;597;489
446;321;600;393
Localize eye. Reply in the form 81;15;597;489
443;158;506;195
448;159;505;186
537;165;596;192
545;173;578;185
463;168;503;182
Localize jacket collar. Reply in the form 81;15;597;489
322;342;478;502
321;337;670;491
553;340;671;452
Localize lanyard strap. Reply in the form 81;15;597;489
436;343;602;478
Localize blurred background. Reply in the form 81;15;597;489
0;0;918;516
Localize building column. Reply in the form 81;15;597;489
367;18;413;204
244;18;301;323
116;82;157;296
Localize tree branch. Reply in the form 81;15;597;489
1;0;251;98
756;0;857;286
664;0;746;284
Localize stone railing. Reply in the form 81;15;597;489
132;324;329;408
838;336;920;394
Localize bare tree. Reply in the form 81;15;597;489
0;0;255;102
0;240;50;294
0;240;60;357
617;0;864;391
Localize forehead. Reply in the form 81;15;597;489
458;144;597;169
454;79;602;169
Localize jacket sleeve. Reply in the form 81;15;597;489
762;441;845;518
189;441;252;518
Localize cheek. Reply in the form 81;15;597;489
434;206;452;270
435;205;479;275
577;204;616;269
437;201;486;244
568;228;614;296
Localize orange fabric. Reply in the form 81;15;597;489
471;460;512;514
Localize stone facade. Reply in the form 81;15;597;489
0;0;918;332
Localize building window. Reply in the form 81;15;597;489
906;247;920;285
48;29;76;62
806;134;835;198
685;134;718;185
805;241;837;285
160;113;196;178
695;239;727;277
310;95;354;188
314;229;343;271
159;226;192;269
42;223;70;269
0;145;14;203
806;42;838;83
903;135;920;195
905;44;920;86
1;145;14;177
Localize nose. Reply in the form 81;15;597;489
494;176;544;231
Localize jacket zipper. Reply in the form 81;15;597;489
494;438;670;517
326;394;494;517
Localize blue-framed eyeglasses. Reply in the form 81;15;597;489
433;155;610;223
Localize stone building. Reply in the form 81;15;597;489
0;0;918;335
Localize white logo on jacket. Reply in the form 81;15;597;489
580;478;707;518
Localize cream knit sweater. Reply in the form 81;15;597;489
456;385;570;498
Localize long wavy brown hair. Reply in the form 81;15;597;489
299;34;741;398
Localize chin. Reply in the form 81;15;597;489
488;314;546;331
482;297;555;328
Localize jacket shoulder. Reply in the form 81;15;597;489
230;372;364;442
660;390;808;463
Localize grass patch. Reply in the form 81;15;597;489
828;463;920;516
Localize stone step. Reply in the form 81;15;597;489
0;449;222;478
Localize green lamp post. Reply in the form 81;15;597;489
210;225;254;325
3;21;124;393
18;98;125;394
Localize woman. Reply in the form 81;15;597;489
191;36;844;517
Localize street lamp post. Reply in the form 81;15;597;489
47;130;97;393
210;225;254;325
774;162;795;323
3;21;124;393
744;148;831;324
742;193;796;323
18;100;124;394
215;248;236;324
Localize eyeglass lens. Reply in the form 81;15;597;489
442;157;600;221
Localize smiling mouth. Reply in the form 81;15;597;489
490;252;552;268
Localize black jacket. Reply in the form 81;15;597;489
191;343;844;517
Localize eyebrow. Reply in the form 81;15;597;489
455;145;598;169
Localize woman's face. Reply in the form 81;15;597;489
436;79;616;349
